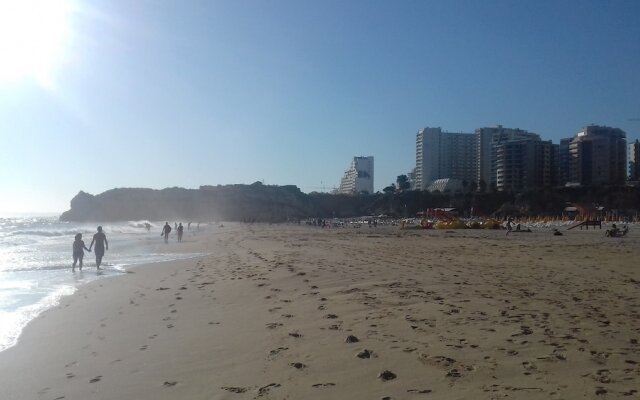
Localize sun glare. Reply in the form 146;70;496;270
0;0;73;88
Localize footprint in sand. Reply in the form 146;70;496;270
595;387;607;395
269;347;289;356
378;370;397;381
312;382;336;388
356;349;373;358
257;383;281;396
446;369;463;378
345;335;359;343
221;386;248;393
408;389;433;394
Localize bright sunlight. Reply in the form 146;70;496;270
0;0;74;88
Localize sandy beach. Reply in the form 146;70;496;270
0;224;638;400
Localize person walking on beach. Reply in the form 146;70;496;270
72;233;91;272
161;222;172;243
506;217;514;236
89;226;108;270
177;222;184;242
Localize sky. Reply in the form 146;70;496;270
1;0;639;214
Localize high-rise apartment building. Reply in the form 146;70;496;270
415;127;475;190
495;139;558;191
476;125;540;188
628;139;640;181
560;125;627;186
337;156;374;195
407;168;418;190
558;138;572;186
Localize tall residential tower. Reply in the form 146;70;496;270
629;139;640;181
415;127;475;190
475;125;540;188
560;125;627;186
337;156;374;195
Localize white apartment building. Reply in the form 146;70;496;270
337;156;374;194
629;139;640;181
476;125;540;187
415;127;475;190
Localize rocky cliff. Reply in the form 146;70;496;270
59;183;312;222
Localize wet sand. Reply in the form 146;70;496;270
0;223;638;399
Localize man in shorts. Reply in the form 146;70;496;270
89;226;109;270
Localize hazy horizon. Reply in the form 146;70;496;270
1;0;639;213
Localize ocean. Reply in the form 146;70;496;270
0;217;201;352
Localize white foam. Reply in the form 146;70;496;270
0;284;76;352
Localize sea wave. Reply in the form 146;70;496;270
10;229;93;238
128;220;155;229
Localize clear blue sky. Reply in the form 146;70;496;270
1;0;639;213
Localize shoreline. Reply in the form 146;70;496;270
0;225;638;399
0;224;210;354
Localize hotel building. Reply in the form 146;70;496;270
560;125;627;186
337;156;374;195
494;139;558;191
476;125;540;188
415;127;476;190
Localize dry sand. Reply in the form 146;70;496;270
0;223;638;400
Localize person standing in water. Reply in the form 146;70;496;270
89;226;109;270
72;233;91;272
177;222;184;242
161;222;172;243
